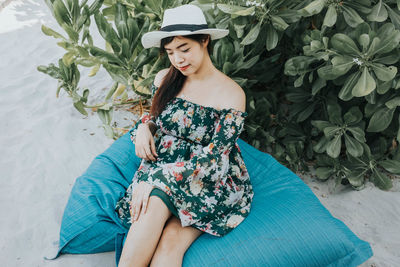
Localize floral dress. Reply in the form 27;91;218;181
115;82;254;237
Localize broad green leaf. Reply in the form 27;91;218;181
88;64;100;77
315;167;334;180
310;40;323;51
313;136;330;153
217;4;251;15
311;120;334;131
37;64;61;80
339;72;360;101
105;82;118;100
41;25;66;39
75;58;95;67
371;64;397;81
103;63;128;84
344;107;363;125
98;109;109;124
367;0;388;22
347;170;365;188
233;6;255;16
88;0;103;14
398;114;400;142
284;56;316;76
376;80;392;94
323;5;337;27
387;6;400;30
102;124;114;138
331;33;360;55
121;38;130;59
297;102;315;122
270;15;289;31
379;160;400;174
89;46;124;65
342;6;364;28
373;52;400;65
241;22;261;45
62;51;75;66
53;0;72;26
327;100;343;124
344;134;364;157
367;106;395;132
312;77;326;95
233;24;246;38
318;64;344;80
347;126;366;142
112;84;126;99
301;0;326;16
358;34;370;51
61;23;79;42
371;169;393;190
240;55;259;70
331;55;355;76
286;90;309;103
352;67;376;97
324;126;341;137
81;88;89;103
374;32;400;55
385;96;400;109
266;24;278;51
366;37;381;57
327;134;342;158
73;101;88;116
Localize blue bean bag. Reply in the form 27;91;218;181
49;130;373;266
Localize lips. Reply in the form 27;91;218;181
179;65;190;71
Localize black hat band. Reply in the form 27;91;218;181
160;24;208;32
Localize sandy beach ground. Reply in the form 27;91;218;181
0;1;399;266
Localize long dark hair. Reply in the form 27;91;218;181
150;34;212;119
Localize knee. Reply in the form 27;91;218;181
157;219;183;253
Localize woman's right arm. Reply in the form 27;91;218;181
132;68;169;160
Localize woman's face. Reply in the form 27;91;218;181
164;36;208;75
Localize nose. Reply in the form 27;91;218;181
174;53;184;64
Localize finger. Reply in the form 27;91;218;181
130;197;136;221
140;197;147;217
133;192;144;221
150;138;158;158
144;146;155;161
141;189;151;216
138;147;148;160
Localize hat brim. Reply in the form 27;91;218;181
141;29;229;49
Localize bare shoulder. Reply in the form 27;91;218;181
219;77;246;113
154;68;169;87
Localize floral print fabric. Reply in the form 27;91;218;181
115;82;254;237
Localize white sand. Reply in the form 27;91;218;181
0;1;399;266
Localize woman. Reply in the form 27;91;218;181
115;4;254;267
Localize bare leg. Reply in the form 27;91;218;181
118;196;172;267
150;215;203;267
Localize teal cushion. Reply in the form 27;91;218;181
52;130;373;266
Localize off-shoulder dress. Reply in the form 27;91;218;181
115;82;254;237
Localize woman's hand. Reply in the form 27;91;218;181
130;181;154;222
135;123;158;161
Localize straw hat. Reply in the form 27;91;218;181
141;4;229;49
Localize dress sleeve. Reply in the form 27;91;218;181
129;82;158;145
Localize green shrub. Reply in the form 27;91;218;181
38;0;400;190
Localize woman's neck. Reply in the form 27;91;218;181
186;54;218;82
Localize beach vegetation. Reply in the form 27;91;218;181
38;0;400;190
